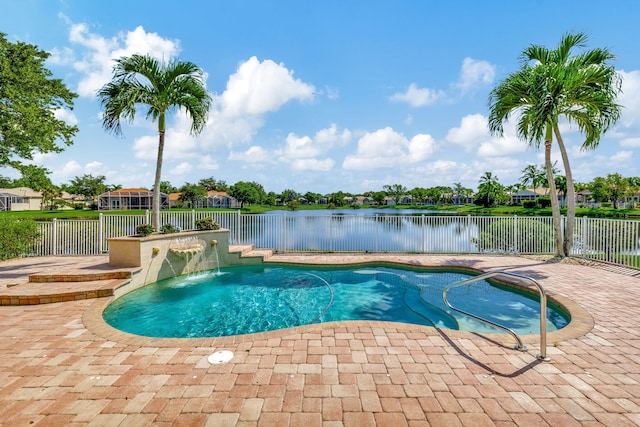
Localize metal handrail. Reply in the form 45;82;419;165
442;270;550;361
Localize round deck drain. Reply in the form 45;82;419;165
208;350;234;364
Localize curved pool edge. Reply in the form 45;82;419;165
83;259;595;349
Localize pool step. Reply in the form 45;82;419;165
0;260;140;306
0;279;129;306
29;268;139;283
228;245;274;262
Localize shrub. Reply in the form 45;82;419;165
135;223;154;237
602;202;613;208
538;196;552;208
522;200;537;208
474;217;554;254
195;217;220;230
160;223;179;234
0;218;40;260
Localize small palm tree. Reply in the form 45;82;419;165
489;32;621;256
520;164;545;205
477;172;503;207
98;54;212;230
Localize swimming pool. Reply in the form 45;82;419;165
103;264;569;338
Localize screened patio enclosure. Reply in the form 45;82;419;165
0;192;26;211
98;189;168;211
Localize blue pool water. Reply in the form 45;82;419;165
103;264;569;338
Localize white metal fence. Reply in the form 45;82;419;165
30;211;639;269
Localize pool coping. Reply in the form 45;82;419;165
83;258;594;351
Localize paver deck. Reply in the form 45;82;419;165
1;253;639;426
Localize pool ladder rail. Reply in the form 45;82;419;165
442;270;551;362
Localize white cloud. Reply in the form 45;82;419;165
84;161;106;174
446;114;487;150
61;160;82;175
390;58;495;107
455;57;496;92
200;57;316;149
196;155;219;171
49;160;82;183
617;70;640;130
404;115;414;125
169;162;192;175
228;146;274;163
477;132;527;158
276;124;350;172
53;108;79;126
219;56;314;117
445;113;527;158
342;127;436;170
325;86;339;100
390;83;445;107
314;124;351;146
620;137;640;147
291;158;335;171
610;150;633;162
604;69;640;155
66;22;180;97
284;134;317;159
47;46;75;66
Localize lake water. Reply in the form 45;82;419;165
240;208;486;252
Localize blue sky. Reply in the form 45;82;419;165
1;0;639;194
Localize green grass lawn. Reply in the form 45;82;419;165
1;204;639;220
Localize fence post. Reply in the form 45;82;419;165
421;214;426;253
52;218;58;256
330;214;333;252
513;215;518;254
561;214;566;255
99;213;104;254
582;216;588;257
375;216;379;252
191;209;196;230
467;215;472;253
235;210;241;244
283;212;287;253
145;210;150;224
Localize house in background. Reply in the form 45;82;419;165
0;187;80;211
167;190;239;209
196;191;239;208
98;188;168;211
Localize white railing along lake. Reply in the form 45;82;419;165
31;209;640;269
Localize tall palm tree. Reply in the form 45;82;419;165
488;32;621;256
98;54;212;230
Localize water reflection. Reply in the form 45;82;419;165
240;209;478;252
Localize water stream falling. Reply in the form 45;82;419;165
167;236;208;277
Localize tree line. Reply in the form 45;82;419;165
3;167;638;212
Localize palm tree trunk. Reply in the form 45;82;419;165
545;128;564;257
554;126;575;255
153;115;166;231
544;125;565;257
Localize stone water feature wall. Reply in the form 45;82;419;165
108;229;247;295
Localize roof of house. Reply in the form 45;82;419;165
0;187;42;198
207;190;228;197
99;188;170;197
0;187;79;200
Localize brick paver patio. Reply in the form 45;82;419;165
1;254;639;426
